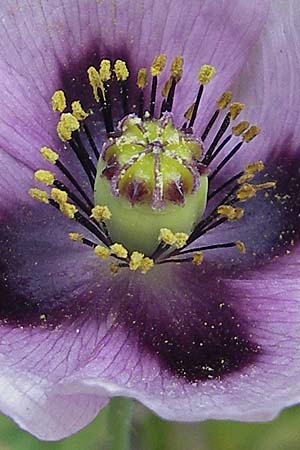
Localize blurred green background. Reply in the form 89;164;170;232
0;402;299;450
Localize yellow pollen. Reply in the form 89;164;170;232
34;170;55;186
244;161;264;174
87;66;103;102
136;68;148;89
94;245;110;259
57;113;80;142
237;173;255;184
140;257;154;274
51;187;68;204
174;232;189;249
91;205;112;221
229;102;245;120
114;60;129;81
232;121;250;136
184;103;195;121
217;205;244;221
162;78;172;98
151;54;167;76
40;146;59;164
171;56;184;81
198;64;215;84
110;263;120;274
217;91;233;110
71;101;89;121
235;240;246;254
129;251;144;271
51;90;66;113
28;188;49;204
158;228;176;246
236;182;275;202
243;125;261;142
68;232;84;242
192;252;204;266
110;243;128;259
99;59;111;81
59;202;78;219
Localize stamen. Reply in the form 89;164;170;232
71;101;89;121
158;228;176;246
140;257;154;274
69;232;84;242
40;147;93;208
236;182;276;201
114;59;130;115
229;102;245;120
189;64;215;128
87;66;103;102
57;113;80;142
235;240;246;254
59;202;78;219
28;188;49;204
243;125;260;142
193;252;204;266
129;251;144;271
50;187;68;204
161;56;184;113
217;205;244;221
110;243;128;259
34;170;55;186
174;232;189;249
90;205;112;221
232;120;250;136
136;68;148;117
51;90;67;113
99;59;112;82
94;245;110;259
150;54;167;115
201;91;233;141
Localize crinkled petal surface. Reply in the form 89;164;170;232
3;0;300;442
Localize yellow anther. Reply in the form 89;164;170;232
51;90;66;113
151;54;167;76
40;146;59;164
129;251;144;271
87;66;103;102
229;102;245;120
184;103;195;121
136;68;147;89
91;205;112;221
256;181;276;190
99;59;111;82
192;252;204;266
110;243;128;259
140;257;154;274
232;121;250;136
243;125;261;142
235;240;246;254
51;187;68;204
171;56;184;81
71;101;89;121
114;60;129;81
237;173;255;184
110;263;120;274
236;183;257;201
174;232;189;249
217;205;244;221
158;228;176;246
94;245;110;259
198;64;215;84
59;202;77;219
237;182;276;202
217;91;233;110
244;161;264;174
162;78;172;98
68;232;84;242
34;170;55;186
28;188;49;204
57;113;80;142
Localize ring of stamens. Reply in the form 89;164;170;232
29;54;276;274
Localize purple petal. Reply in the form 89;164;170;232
0;0;269;167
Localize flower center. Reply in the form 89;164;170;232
29;55;276;274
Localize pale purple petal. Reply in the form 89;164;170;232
0;0;269;167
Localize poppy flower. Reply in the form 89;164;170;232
1;0;299;441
